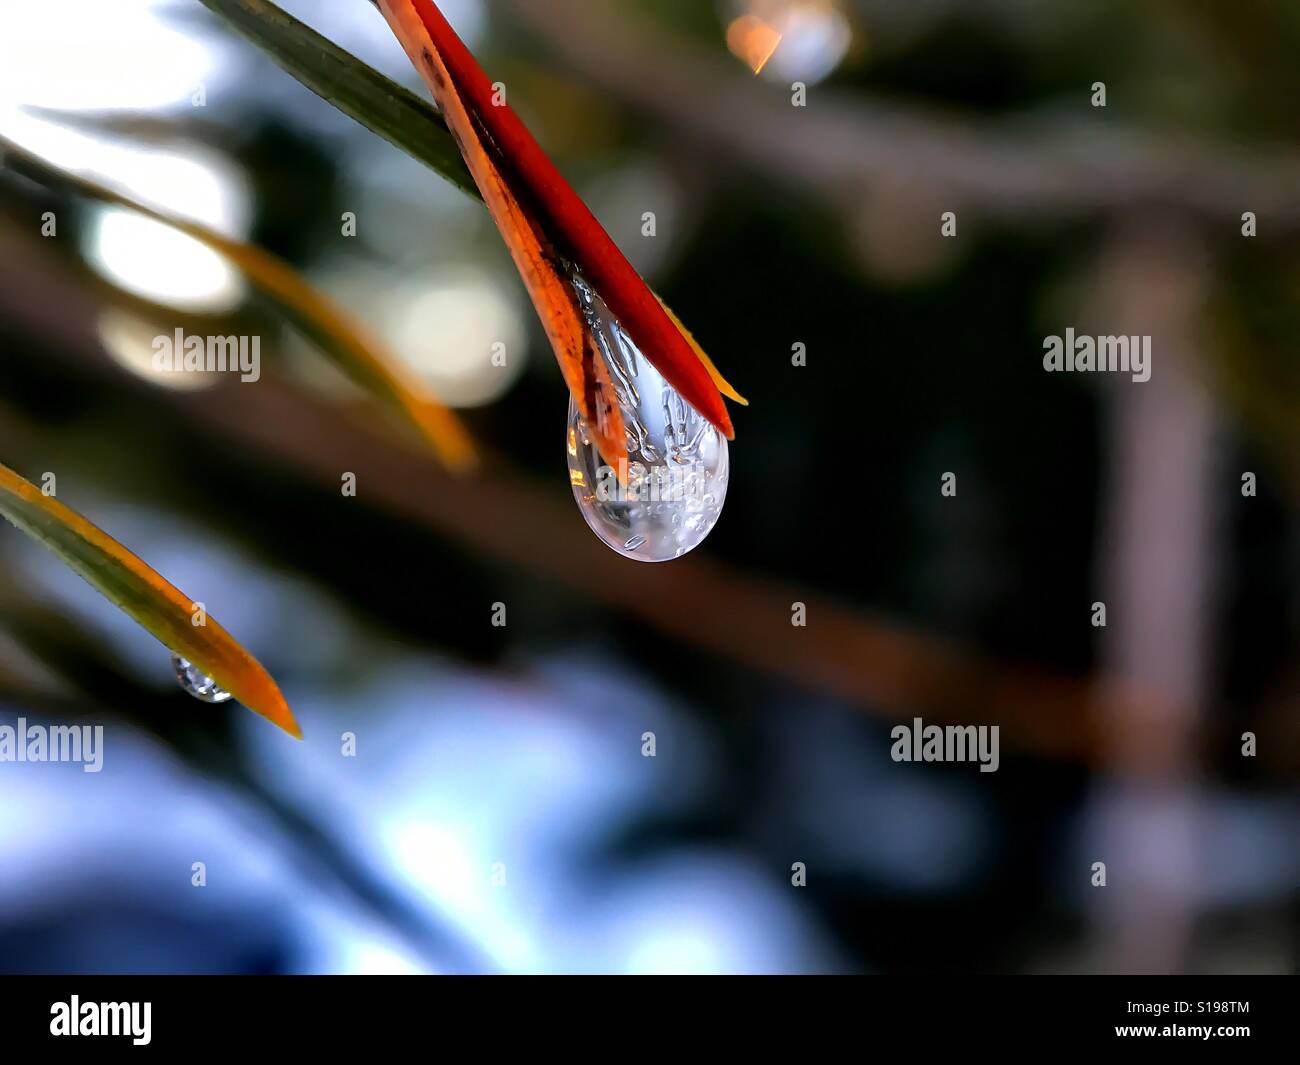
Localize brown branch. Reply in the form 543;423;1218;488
501;0;1300;227
0;220;1171;767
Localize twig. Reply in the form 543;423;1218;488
502;0;1300;227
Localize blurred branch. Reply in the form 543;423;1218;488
1;137;476;469
0;219;1167;769
1090;221;1215;971
502;0;1300;227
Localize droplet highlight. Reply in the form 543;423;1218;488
565;274;729;562
171;653;232;703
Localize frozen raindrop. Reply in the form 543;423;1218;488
171;653;232;703
565;273;728;562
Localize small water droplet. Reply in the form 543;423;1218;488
565;273;728;562
171;654;232;703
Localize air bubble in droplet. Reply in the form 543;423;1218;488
565;274;728;562
171;654;232;703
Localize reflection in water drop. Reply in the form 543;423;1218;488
565;274;729;562
171;654;232;704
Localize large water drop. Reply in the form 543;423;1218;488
565;276;728;562
171;654;232;703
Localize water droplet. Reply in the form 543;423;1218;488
565;274;728;562
171;654;232;703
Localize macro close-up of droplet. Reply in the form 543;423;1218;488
565;274;729;562
171;653;232;704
